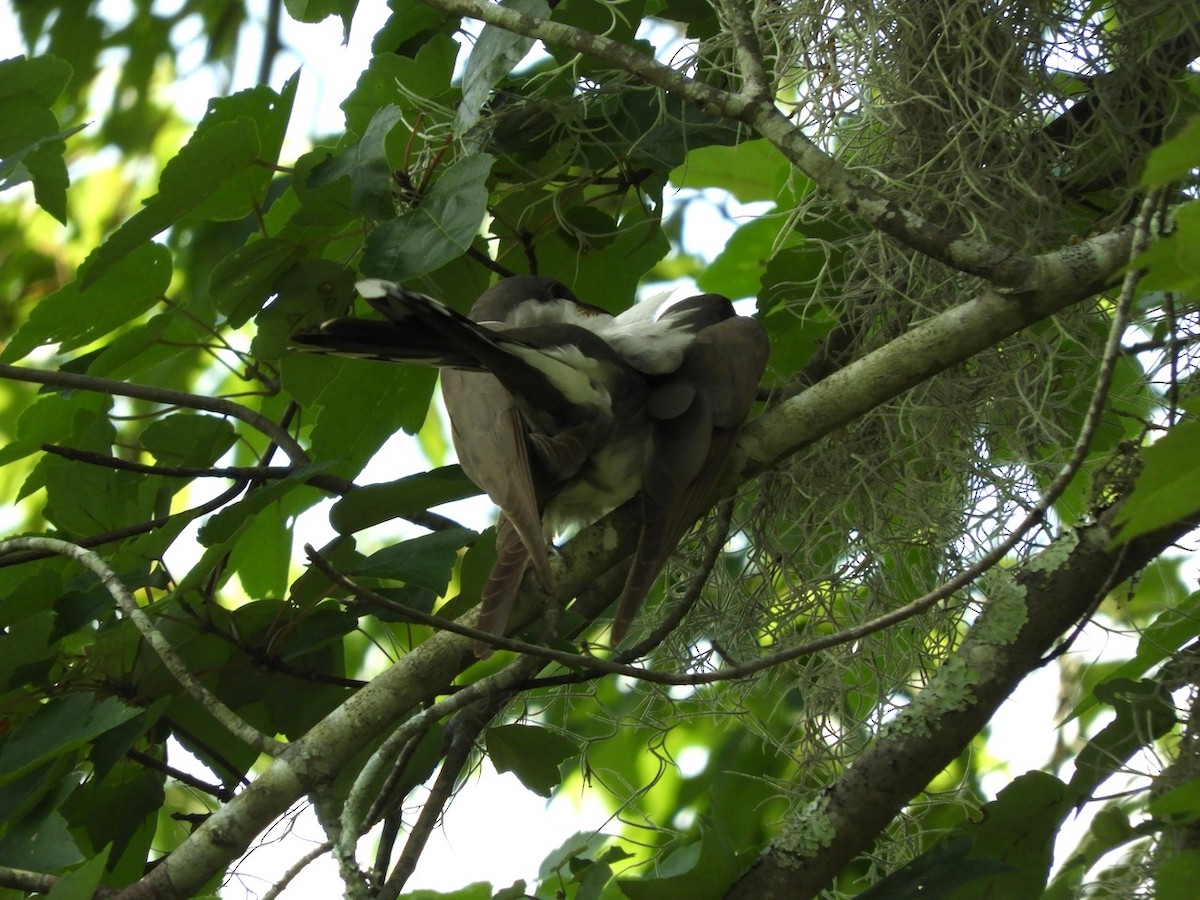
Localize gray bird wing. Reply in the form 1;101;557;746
441;369;554;639
611;315;769;643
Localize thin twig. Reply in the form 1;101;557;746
43;443;306;482
0;363;312;469
261;840;334;900
0;479;249;569
125;748;234;802
618;500;736;662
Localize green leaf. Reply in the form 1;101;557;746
456;0;550;135
1044;806;1137;900
1156;849;1200;900
329;466;479;533
858;834;1008;900
394;885;494;900
0;55;79;223
284;0;358;31
79;119;261;285
140;414;238;468
0;241;172;362
1114;400;1200;543
1068;678;1176;803
283;355;438;469
309;105;405;219
362;153;495;280
0;693;140;785
341;37;458;135
228;499;293;598
357;527;477;593
209;238;307;327
670;139;792;202
254;258;358;361
0;55;74;105
188;75;299;222
43;461;157;537
618;819;740;899
45;852;107;900
698;214;786;299
1142;116;1200;187
943;771;1067;900
1150;777;1200;821
196;474;310;547
61;761;164;872
0;809;82;871
1128;200;1200;294
486;724;578;798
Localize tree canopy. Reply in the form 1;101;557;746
2;1;1200;898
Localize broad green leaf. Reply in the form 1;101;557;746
209;238;307;327
0;391;108;467
856;834;1008;900
0;55;73;105
671;140;792;202
372;4;459;57
0;693;140;785
1114;401;1200;543
341;37;458;135
1068;678;1176;803
618;819;740;899
357;527;477;593
1157;850;1200;900
61;761;163;871
196;474;312;547
329;466;479;533
45;852;107;900
0;55;78;223
394;885;493;900
1142;116;1200;187
362;153;496;280
43;462;157;537
139;414;238;469
487;724;578;797
309;105;405;219
942;772;1067;900
0;810;82;871
1128;201;1200;294
254;258;358;361
698;214;786;299
0;612;56;690
187;75;299;222
228;499;293;598
79;119;261;286
1150;777;1200;821
1;242;172;362
1043;806;1137;900
456;0;550;135
284;0;358;30
283;355;438;469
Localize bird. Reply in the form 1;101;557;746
291;275;768;651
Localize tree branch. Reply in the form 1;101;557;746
725;506;1197;898
418;0;1036;285
0;363;313;470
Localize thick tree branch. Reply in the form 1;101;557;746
725;507;1196;899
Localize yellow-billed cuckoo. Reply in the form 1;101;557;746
292;276;767;652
